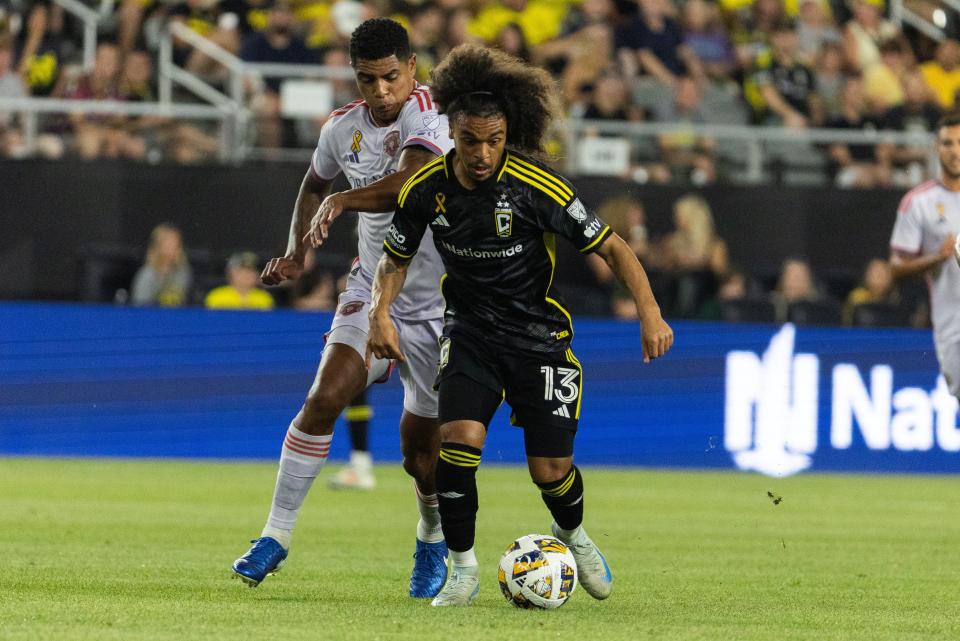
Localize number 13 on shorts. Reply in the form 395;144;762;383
540;362;581;419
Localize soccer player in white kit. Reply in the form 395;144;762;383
231;18;453;598
889;114;960;401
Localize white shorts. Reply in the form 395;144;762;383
935;338;960;398
328;287;442;418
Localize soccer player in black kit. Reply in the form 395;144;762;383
367;44;674;606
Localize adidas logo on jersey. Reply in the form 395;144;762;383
552;405;571;418
432;214;450;227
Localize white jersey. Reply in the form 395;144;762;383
890;179;960;343
310;85;453;320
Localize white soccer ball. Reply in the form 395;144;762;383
497;534;577;609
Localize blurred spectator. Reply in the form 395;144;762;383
169;0;241;81
583;73;644;122
8;0;64;96
796;0;840;64
842;0;898;73
617;0;704;87
493;22;531;63
585;194;649;289
770;257;824;321
729;0;783;72
681;0;735;80
131;223;193;307
826;76;889;188
877;72;940;186
653;75;717;184
57;42;142;160
842;257;899;325
653;194;729;316
919;39;960;110
468;0;568;48
753;21;822;128
321;46;357;109
533;7;613;106
409;4;446;79
697;265;755;319
0;36;26;157
814;42;845;120
205;251;275;310
288;248;337;311
240;0;317;148
863;39;908;113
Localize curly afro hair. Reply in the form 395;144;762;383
349;18;410;65
429;44;560;156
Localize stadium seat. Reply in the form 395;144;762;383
852;303;911;328
719;299;776;323
787;300;841;326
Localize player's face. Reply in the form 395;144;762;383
451;113;507;184
937;125;960;180
353;54;417;126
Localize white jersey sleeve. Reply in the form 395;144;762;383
310;119;341;181
890;190;924;255
398;86;454;157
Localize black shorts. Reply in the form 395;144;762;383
436;329;582;451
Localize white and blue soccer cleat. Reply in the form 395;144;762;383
551;522;613;600
232;537;288;587
409;539;448;598
430;565;479;607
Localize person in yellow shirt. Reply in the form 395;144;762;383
205;252;276;310
920;39;960;110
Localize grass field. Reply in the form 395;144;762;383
2;458;958;641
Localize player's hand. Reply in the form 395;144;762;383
366;312;406;367
260;255;304;286
938;233;957;261
305;193;347;248
639;312;673;363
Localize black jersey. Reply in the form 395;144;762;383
384;150;612;352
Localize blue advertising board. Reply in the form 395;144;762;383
0;303;955;475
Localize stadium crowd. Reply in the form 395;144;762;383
0;0;957;182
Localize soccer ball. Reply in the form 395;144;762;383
497;534;577;609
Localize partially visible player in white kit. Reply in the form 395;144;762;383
889;113;960;401
231;18;454;598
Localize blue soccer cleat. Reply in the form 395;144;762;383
232;537;288;587
409;539;448;598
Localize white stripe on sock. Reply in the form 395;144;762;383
264;425;332;538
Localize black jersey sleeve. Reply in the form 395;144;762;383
533;187;611;254
383;178;430;262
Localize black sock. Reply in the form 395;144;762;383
537;465;584;531
344;392;371;452
435;442;481;553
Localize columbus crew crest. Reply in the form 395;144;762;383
495;194;513;237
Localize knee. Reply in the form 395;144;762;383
402;451;435;483
528;459;570;485
300;386;351;431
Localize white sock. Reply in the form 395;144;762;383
554;524;588;545
349;450;373;473
414;482;443;543
262;424;332;549
450;548;478;568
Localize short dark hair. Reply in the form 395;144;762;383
349;18;410;65
937;112;960;132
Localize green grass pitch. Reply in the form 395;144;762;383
2;457;958;641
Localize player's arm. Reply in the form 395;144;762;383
595;234;674;363
307;145;440;247
367;253;410;364
261;170;334;285
890;235;957;280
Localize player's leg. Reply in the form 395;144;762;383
525;430;612;600
430;378;501;607
328;388;376;490
508;347;613;600
393;317;445;597
232;321;389;587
